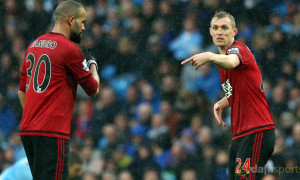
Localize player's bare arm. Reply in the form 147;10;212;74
18;90;25;108
213;96;230;127
210;53;240;70
89;64;100;96
181;52;240;70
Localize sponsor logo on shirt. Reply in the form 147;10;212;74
227;48;240;56
222;79;232;98
82;59;89;71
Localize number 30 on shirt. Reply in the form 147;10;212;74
26;53;51;93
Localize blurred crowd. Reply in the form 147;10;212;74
1;0;300;179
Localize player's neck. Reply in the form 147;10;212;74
52;23;70;40
218;39;235;54
218;47;227;55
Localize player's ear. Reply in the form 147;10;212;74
209;28;212;36
233;28;238;37
68;16;74;26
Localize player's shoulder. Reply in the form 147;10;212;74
47;32;85;59
27;32;85;60
231;40;248;50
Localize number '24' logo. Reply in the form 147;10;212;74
236;158;251;175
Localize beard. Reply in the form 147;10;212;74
70;31;82;44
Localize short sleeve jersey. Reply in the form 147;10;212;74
19;32;92;140
218;40;275;140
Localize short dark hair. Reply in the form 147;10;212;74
54;0;85;21
210;11;236;28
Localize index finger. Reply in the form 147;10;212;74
181;57;193;65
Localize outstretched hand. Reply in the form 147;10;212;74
214;104;226;127
181;52;213;70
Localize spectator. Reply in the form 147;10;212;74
180;168;197;180
135;102;153;128
69;152;84;180
118;170;134;180
270;130;286;170
139;35;169;79
193;63;222;101
103;25;121;63
169;17;203;61
189;114;203;137
25;0;51;40
281;151;299;180
95;0;109;23
80;146;103;175
279;111;296;140
157;0;181;34
151;137;170;170
198;145;216;179
110;36;138;75
102;158;119;176
287;87;300;111
289;123;300;154
102;8;119;33
92;87;121;140
126;124;147;157
0;157;32;180
5;79;22;120
111;144;132;170
0;93;17;139
114;114;131;145
165;140;199;179
139;0;157;26
138;83;161;114
7;131;25;162
74;99;94;144
262;174;277;180
0;53;17;95
159;74;179;105
119;1;136;33
269;85;288;118
214;150;229;180
82;172;98;180
266;13;292;33
179;129;197;154
2;147;14;170
121;85;139;119
101;171;117;180
151;19;173;49
129;144;160;179
128;17;148;53
147;114;169;141
196;126;214;148
143;168;161;180
160;100;180;137
98;124;120;159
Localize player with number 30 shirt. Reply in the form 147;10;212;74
18;1;100;179
19;32;96;140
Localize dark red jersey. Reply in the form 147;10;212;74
218;40;275;140
19;32;97;140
